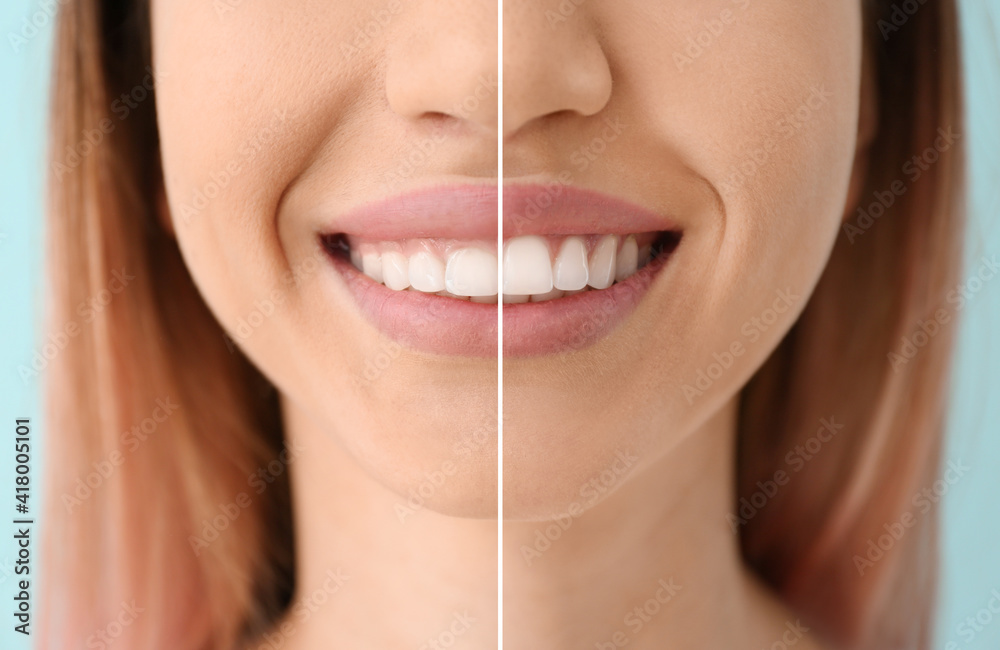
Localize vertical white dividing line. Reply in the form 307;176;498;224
496;0;504;645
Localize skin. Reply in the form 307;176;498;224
152;0;498;647
152;0;874;647
503;0;872;648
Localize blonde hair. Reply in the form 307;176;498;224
739;1;964;647
41;0;965;648
43;1;290;647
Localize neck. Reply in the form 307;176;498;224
272;396;817;650
276;399;498;650
503;398;791;650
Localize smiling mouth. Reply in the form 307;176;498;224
321;231;679;305
315;183;682;357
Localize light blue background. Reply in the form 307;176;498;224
1;1;51;648
1;1;998;648
936;2;1000;649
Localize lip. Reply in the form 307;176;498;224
503;184;681;357
324;183;498;241
504;184;678;237
319;184;498;358
329;253;498;357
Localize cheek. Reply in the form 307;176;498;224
604;0;862;258
151;2;361;438
618;0;862;396
151;0;367;327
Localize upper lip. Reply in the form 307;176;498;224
314;183;678;243
504;184;680;237
317;184;498;241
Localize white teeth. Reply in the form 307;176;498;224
531;288;565;302
502;236;553;295
553;236;589;291
382;251;410;291
361;252;383;284
446;248;498;297
346;232;659;303
615;236;638;282
409;251;446;293
588;235;618;290
354;242;497;298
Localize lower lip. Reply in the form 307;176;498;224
326;250;498;357
503;248;675;357
325;239;676;358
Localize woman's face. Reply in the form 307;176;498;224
152;0;499;516
153;0;868;520
502;0;867;517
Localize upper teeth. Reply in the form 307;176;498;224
502;236;553;295
501;234;649;302
351;241;499;301
446;248;499;297
347;234;653;303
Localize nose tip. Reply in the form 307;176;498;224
502;5;613;140
385;19;498;135
502;56;612;139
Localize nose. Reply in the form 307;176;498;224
385;2;498;135
503;1;612;140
